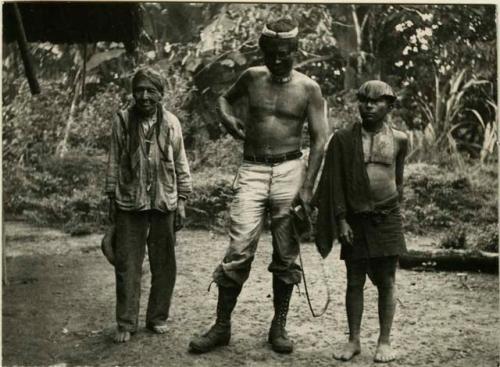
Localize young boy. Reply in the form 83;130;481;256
315;80;408;363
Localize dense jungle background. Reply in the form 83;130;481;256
2;3;498;252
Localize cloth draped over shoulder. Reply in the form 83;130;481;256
105;104;192;212
314;122;375;258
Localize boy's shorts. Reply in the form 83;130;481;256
345;256;399;288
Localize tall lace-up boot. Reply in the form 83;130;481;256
268;276;294;354
189;285;241;353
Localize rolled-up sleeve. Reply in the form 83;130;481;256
105;115;121;197
170;116;193;199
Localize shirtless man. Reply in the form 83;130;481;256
315;80;408;363
189;18;327;354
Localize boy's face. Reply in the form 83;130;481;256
358;96;391;125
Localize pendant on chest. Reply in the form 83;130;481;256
362;125;395;165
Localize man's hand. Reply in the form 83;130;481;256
108;197;117;224
338;219;353;246
230;117;246;140
175;198;186;231
296;186;313;216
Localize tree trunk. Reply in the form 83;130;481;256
399;249;498;274
56;68;82;158
351;5;363;76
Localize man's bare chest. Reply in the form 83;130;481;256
247;84;308;120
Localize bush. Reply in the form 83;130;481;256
440;228;468;250
69;84;125;155
186;170;235;231
3;153;108;233
403;162;497;236
475;223;499;253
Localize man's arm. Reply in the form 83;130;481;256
395;132;409;202
299;82;328;208
171;115;193;200
216;69;251;140
171;114;192;230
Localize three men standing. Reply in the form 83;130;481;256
105;17;407;365
189;18;327;354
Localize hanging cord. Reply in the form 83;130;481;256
292;205;331;317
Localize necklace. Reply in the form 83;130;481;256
272;74;292;84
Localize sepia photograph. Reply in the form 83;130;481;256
2;2;498;366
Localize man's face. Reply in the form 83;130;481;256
133;79;162;115
263;43;294;77
358;96;391;126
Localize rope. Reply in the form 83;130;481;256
293;208;331;318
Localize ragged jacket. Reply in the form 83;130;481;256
314;122;376;258
105;105;192;212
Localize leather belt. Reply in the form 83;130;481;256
243;150;302;164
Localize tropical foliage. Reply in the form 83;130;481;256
2;4;497;244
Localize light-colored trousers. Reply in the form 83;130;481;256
213;158;306;287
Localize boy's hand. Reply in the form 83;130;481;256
175;198;186;231
339;219;353;246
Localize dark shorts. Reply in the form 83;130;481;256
345;256;399;288
341;198;407;260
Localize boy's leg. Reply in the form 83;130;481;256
334;258;367;361
367;256;398;363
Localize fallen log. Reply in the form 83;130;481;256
399;249;498;274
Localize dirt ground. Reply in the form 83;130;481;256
2;221;499;367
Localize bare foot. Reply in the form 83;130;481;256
374;343;396;363
147;324;168;334
333;341;361;361
114;330;131;343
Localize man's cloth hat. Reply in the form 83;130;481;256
132;67;165;96
357;80;396;102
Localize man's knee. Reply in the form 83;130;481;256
271;267;302;285
213;260;252;288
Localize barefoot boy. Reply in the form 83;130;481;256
315;80;408;363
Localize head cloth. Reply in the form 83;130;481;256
262;24;298;39
132;67;165;96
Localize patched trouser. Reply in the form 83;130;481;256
114;209;176;332
213;158;306;287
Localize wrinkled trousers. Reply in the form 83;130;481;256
114;209;176;332
213;158;306;287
